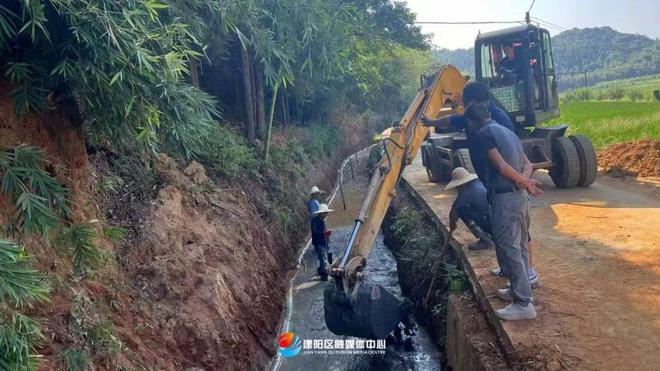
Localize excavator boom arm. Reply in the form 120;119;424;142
325;65;467;340
337;65;467;279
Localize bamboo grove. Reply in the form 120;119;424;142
0;0;431;157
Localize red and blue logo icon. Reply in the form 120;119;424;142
278;332;302;357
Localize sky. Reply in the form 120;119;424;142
404;0;660;50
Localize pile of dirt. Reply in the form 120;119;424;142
598;139;660;177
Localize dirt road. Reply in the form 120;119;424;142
403;154;660;370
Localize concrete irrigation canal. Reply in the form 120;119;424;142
269;152;442;371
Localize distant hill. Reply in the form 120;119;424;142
432;26;660;90
432;47;474;76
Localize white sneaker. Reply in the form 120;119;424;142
490;267;504;276
496;288;533;302
495;302;537;321
505;272;541;288
496;288;513;301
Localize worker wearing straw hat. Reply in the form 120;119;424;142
445;167;495;251
311;203;333;280
447;169;541;286
308;186;324;218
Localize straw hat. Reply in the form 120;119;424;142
313;203;334;215
309;186;324;195
444;167;478;190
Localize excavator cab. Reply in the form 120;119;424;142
424;24;597;189
475;24;560;130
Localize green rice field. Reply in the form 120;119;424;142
544;101;660;149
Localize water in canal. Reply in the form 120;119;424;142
269;154;442;371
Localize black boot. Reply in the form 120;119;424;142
327;253;333;265
467;221;494;249
403;337;414;351
318;267;328;281
468;238;494;250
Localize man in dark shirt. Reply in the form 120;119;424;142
311;203;333;280
422;82;540;285
498;44;519;74
421;81;515;182
466;102;543;321
445;167;493;250
498;43;523;84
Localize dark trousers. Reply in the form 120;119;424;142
457;206;492;235
313;244;328;269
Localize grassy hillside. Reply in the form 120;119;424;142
545;101;660;148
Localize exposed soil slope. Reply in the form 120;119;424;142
112;154;288;368
0;86;373;369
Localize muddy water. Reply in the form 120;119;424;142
269;155;442;371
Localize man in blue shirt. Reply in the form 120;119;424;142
445;167;494;250
466;102;543;321
308;186;322;218
311;203;333;281
421;81;515;183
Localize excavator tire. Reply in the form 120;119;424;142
569;135;598;187
421;144;436;182
421;143;429;168
422;143;447;183
452;148;475;173
549;136;580;188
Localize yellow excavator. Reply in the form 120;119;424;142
323;64;467;339
323;24;597;339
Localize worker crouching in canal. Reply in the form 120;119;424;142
445;167;494;250
311;203;333;281
466;102;543;321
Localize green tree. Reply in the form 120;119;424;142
628;89;644;102
1;0;218;157
574;88;592;101
607;86;625;100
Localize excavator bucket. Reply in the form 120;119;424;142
323;283;401;339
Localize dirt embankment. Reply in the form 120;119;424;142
598;139;660;177
0;87;374;369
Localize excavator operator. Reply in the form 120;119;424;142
498;42;522;80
